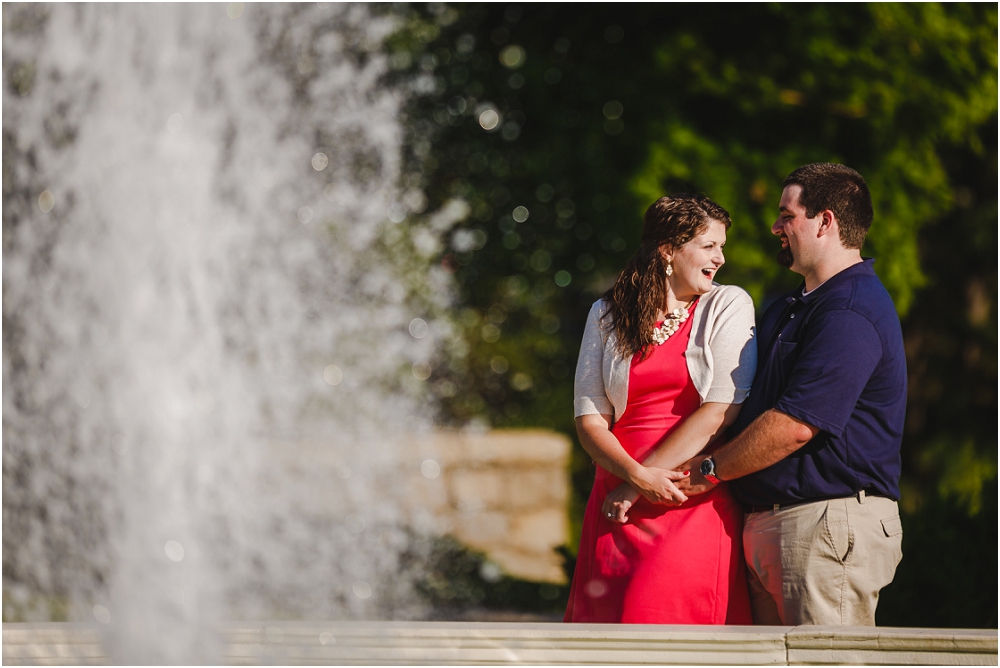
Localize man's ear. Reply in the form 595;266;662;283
817;210;838;238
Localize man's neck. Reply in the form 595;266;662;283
802;252;864;292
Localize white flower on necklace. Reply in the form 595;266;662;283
651;300;695;345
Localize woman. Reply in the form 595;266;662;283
565;194;755;624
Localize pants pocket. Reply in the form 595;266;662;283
880;516;903;537
824;500;853;564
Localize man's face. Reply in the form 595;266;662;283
772;185;820;273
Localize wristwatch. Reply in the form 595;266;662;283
700;456;722;485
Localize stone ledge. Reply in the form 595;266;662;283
786;626;999;665
4;621;997;665
2;623;106;665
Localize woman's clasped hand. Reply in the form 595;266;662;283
601;467;689;523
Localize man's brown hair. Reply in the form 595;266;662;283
783;163;873;249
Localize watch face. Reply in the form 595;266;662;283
700;457;720;484
700;457;714;477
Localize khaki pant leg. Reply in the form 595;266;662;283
743;511;786;625
840;495;904;625
744;495;903;626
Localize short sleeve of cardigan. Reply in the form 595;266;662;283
704;289;757;404
574;301;614;417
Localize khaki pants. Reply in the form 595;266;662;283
743;492;903;626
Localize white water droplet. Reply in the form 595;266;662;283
324;364;343;386
478;109;500;131
479;561;502;583
75;391;91;409
345;515;365;534
311;152;329;171
352;581;372;599
164;540;185;562
166;113;184;134
408;318;428;339
411;362;431;380
92;604;111;624
38;190;55;213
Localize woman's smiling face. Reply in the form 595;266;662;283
665;219;727;301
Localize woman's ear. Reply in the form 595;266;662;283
658;245;673;264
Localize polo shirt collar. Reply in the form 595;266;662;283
791;257;876;305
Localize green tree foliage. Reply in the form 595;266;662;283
389;3;997;627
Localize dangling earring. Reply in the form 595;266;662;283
665;262;673;277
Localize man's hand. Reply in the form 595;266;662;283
602;482;640;523
630;466;689;506
673;455;717;497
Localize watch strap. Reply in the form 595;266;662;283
701;456;722;485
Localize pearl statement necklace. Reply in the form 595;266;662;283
651;299;695;345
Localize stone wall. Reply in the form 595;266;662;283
268;429;571;585
402;429;571;584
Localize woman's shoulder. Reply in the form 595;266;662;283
585;298;618;341
702;283;754;309
587;297;612;320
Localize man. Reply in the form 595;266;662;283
677;163;906;626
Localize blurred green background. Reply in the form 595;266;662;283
388;3;997;628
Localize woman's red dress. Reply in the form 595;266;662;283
565;304;752;624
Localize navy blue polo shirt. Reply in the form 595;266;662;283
729;259;906;506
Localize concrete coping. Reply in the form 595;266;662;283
3;621;997;665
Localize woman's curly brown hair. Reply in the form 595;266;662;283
602;194;732;359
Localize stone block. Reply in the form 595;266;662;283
401;474;450;517
486;546;566;584
452;512;508;550
505;468;567;508
420;429;571;468
448;469;506;510
508;509;567;556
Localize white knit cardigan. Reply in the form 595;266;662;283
573;284;757;423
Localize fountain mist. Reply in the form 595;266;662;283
3;4;456;662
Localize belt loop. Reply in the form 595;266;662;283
858;489;866;504
773;503;780;513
